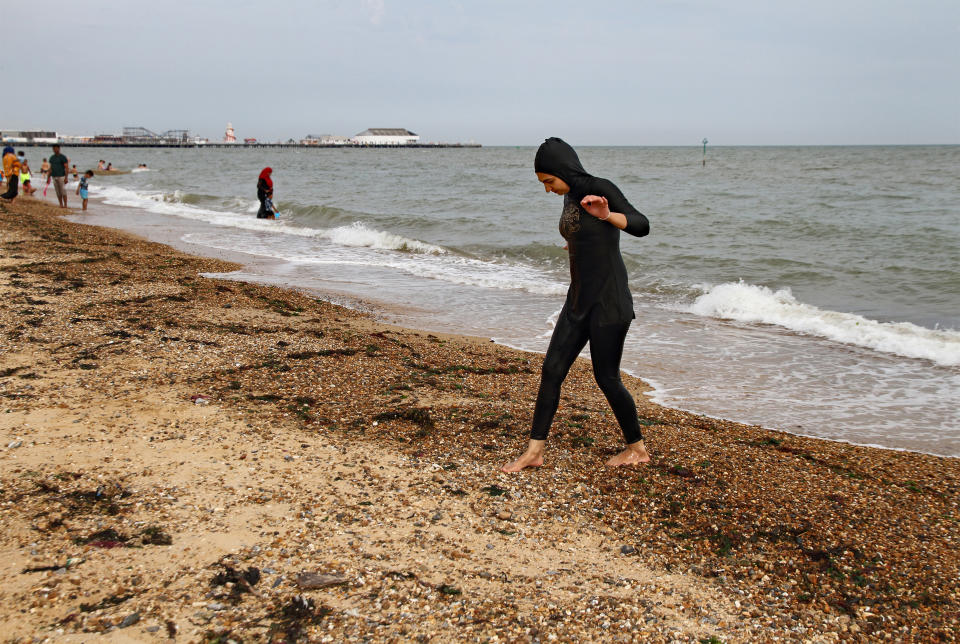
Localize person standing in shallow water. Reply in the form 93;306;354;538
502;138;652;472
256;167;275;219
48;144;70;208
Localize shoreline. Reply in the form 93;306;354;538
630;365;959;462
60;196;508;350
76;192;956;462
1;196;958;641
27;145;960;457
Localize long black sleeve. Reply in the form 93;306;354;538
256;178;272;201
591;178;649;238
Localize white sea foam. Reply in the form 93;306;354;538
222;196;260;213
94;185;444;253
689;281;960;366
187;231;568;297
321;222;445;254
95;184;565;296
334;254;567;295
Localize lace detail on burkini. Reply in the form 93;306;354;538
559;195;581;239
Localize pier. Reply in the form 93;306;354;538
9;141;481;149
3;125;480;149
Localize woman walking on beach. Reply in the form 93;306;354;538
502;138;651;472
256;167;274;219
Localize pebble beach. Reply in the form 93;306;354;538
1;197;958;642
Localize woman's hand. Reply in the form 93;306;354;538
580;195;629;230
580;195;610;220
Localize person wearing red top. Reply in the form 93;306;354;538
256;167;274;219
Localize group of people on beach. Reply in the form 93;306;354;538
254;139;652;471
96;159;142;171
0;144;151;213
95;159;147;171
1;148;34;199
2;147;39;202
2;143;93;210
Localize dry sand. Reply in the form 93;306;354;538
0;196;957;643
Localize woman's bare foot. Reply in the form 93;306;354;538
605;441;651;467
501;439;546;472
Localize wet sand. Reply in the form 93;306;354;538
0;196;957;642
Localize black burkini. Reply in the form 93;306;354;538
256;168;273;219
531;137;650;444
256;177;272;218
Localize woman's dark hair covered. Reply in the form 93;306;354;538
534;137;592;196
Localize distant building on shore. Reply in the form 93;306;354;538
352;128;419;146
301;134;352;146
2;125;478;148
0;130;58;144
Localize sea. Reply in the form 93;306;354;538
40;144;959;457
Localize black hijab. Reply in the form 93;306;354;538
534;137;593;199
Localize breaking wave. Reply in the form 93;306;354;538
690;281;960;366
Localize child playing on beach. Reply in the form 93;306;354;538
19;157;36;196
76;170;93;211
40;158;50;180
264;196;280;219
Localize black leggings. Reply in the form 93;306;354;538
530;307;642;444
1;177;19;200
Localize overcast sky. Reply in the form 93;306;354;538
7;0;959;145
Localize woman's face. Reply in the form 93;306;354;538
536;172;570;195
